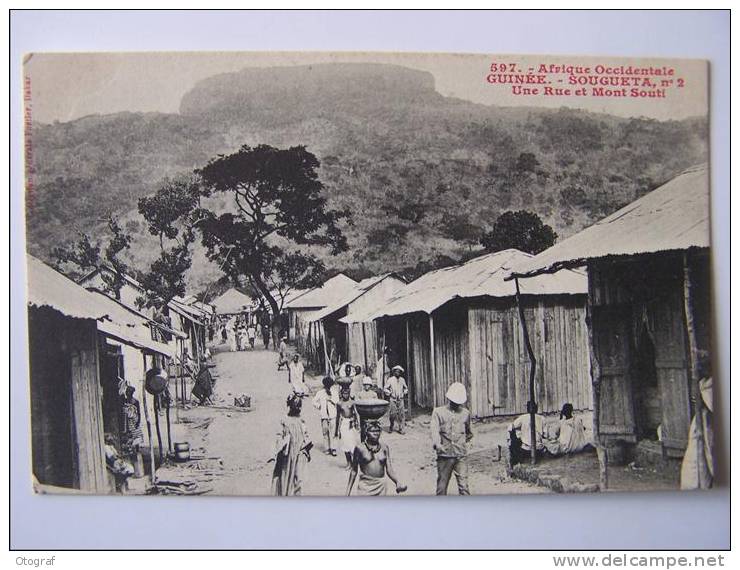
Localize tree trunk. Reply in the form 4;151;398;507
250;272;281;349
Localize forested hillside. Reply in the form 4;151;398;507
27;63;708;290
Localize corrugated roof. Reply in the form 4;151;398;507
310;273;404;322
366;249;587;319
90;291;172;355
78;264;144;292
274;287;312;309
284;273;358;309
27;255;108;320
169;296;208;324
510;164;710;278
211;288;253;314
27;255;170;355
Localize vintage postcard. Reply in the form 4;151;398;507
23;52;713;496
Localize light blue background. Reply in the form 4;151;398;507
10;10;730;550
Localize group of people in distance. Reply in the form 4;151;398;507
271;347;475;496
218;314;265;352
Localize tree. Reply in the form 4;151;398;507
137;175;201;310
138;144;349;341
480;210;557;255
514;152;539;174
195;145;348;340
51;213;132;298
441;213;483;248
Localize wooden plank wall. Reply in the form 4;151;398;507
407;313;433;408
68;320;109;493
29;308;77;488
431;301;470;408
591;253;698;452
347;321;379;374
467;296;591;418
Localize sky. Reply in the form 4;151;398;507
24;51;708;124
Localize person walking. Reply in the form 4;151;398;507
384;365;408;434
335;385;360;468
271;394;313;496
287;354;309;396
356;376;378;400
277;336;288;370
247;324;257;349
313;376;338;456
431;382;473;496
346;420;407;496
351;365;365;397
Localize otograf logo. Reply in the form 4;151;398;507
15;557;55;567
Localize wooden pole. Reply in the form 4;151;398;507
429;313;436;404
180;339;187;405
405;318;413;409
683;252;708;488
361;322;369;373
141;353;156;485
165;394;172;455
173;357;179;407
153;395;164;463
514;278;538;465
585;264;608;490
321;321;333;378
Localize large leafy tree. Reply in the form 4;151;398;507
196;145;348;332
138;144;348;339
51;213;132;298
480;210;557;255
137;175;202;310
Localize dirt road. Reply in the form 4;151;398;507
175;345;546;496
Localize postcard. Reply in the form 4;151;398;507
23;52;713;496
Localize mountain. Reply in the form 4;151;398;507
26;63;708;290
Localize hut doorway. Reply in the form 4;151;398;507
99;341;125;447
632;325;661;440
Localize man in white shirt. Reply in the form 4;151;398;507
383;365;408;434
509;402;546;464
312;376;338;455
288;354;308;396
277;337;288;370
431;382;473;495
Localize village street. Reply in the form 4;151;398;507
172;342;547;497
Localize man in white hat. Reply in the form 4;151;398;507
384;365;408;434
357;375;379;400
431;382;473;495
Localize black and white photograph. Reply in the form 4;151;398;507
22;50;717;498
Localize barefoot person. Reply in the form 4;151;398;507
313;376;338;456
347;420;406;496
287;353;308;397
271;393;313;496
384;365;408;434
431;382;473;495
335;385;359;467
277;336;288;371
351;365;365;397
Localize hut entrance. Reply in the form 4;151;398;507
324;317;348;367
379;316;411;405
99;341;125;447
632;326;661;440
29;310;77;488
